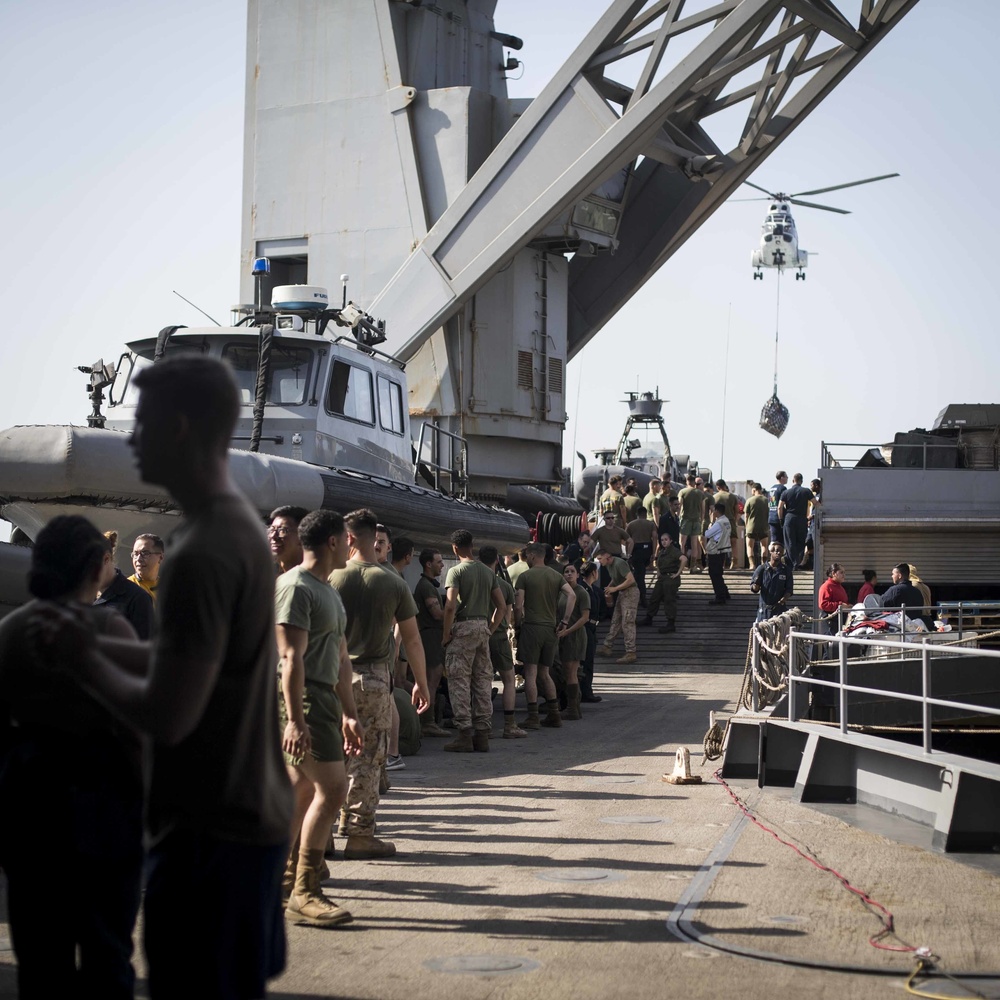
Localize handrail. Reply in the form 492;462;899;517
821;439;1000;471
413;420;468;499
786;629;1000;756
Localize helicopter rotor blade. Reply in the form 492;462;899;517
789;173;899;198
729;197;771;202
788;198;851;214
742;180;777;197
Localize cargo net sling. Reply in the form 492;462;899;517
759;271;789;438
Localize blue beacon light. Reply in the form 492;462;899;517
252;257;271;276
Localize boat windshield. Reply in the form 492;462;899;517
119;341;313;407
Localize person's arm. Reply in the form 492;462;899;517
559;605;589;636
622;529;634;557
396;616;430;713
441;587;458;645
489;585;506;633
276;622;311;758
610;570;636;593
335;637;364;756
424;595;444;622
557;581;576;627
777;497;787;520
514;588;525;627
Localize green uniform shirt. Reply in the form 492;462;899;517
744;494;770;537
678;486;704;522
607;556;632;588
444;559;497;620
591;524;630;555
558;582;592;627
496;576;515;621
516;565;566;626
330;560;417;666
643;492;668;520
655;546;682;578
274;566;346;687
622;495;643;523
413;574;443;631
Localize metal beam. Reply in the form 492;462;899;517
368;0;922;361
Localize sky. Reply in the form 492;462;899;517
3;0;998;494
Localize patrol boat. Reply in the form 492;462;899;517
0;274;529;572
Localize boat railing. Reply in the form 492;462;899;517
783;629;1000;756
413;421;468;499
821;440;1000;470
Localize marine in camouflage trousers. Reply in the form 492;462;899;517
605;586;639;654
342;662;391;837
445;619;493;733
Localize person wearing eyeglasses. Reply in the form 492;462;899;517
129;533;165;603
269;505;309;573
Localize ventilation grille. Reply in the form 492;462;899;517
517;350;533;389
547;357;564;395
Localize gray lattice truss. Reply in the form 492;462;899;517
373;0;919;360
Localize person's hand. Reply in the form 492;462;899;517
441;632;452;646
411;681;431;715
282;719;311;758
342;716;365;756
26;602;94;667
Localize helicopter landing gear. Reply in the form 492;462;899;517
753;270;763;280
795;270;805;280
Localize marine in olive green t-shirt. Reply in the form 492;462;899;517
444;559;498;620
515;564;566;626
329;560;418;666
274;566;347;686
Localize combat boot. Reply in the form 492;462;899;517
285;848;353;927
541;700;562;727
597;644;614;657
281;850;297;906
343;835;397;860
443;728;474;752
616;652;637;664
639;615;653;627
503;719;528;738
563;684;582;721
472;731;490;752
659;620;676;634
521;703;541;730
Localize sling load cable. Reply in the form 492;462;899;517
759;271;789;438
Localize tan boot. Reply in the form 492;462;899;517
541;703;562;728
520;703;541;730
285;848;353;927
616;652;637;664
281;850;297;906
597;644;613;657
503;720;528;738
563;684;582;721
343;835;397;860
443;728;474;752
472;731;490;752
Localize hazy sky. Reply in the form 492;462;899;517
3;1;998;490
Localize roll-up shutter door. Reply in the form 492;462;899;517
818;518;1000;586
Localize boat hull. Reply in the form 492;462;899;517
0;425;529;563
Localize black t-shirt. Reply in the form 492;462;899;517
148;493;292;848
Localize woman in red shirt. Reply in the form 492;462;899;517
819;563;853;634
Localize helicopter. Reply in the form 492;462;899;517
738;173;899;279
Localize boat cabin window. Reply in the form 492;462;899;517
119;340;208;407
222;343;313;406
326;359;375;425
377;375;405;435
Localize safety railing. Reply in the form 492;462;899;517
821;440;1000;470
786;629;1000;755
412;420;468;498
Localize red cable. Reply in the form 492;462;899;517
714;769;917;954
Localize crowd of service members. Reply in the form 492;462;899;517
0;350;939;999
